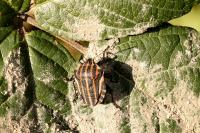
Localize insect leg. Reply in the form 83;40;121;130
98;87;106;104
72;80;79;103
102;45;118;60
65;74;75;82
103;45;110;58
79;55;87;64
98;76;107;104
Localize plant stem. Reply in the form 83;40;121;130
26;16;88;54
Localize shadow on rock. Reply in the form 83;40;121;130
98;58;135;105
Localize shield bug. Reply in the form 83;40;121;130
74;58;106;106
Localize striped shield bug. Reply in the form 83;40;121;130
74;58;106;106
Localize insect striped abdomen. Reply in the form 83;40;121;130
74;59;106;106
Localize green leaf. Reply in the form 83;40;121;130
0;91;26;117
0;0;16;27
34;0;200;41
35;80;71;115
0;52;3;78
0;26;14;43
0;56;7;106
1;0;31;12
35;0;49;4
26;31;76;115
0;79;8;105
19;0;31;12
0;54;7;106
0;27;22;109
0;29;75;131
117;26;200;132
0;48;33;118
0;30;21;59
116;26;200;96
0;29;34;119
0;29;22;115
160;119;182;133
25;31;76;75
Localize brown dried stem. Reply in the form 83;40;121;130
26;16;88;54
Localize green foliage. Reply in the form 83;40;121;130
0;27;14;42
35;80;71;115
151;112;160;133
34;0;199;41
0;53;3;78
0;30;22;58
127;26;200;132
120;117;131;133
25;31;76;75
0;1;16;26
2;0;30;12
35;0;49;4
160;119;182;133
0;0;200;132
116;26;200;96
26;31;74;115
0;1;76;131
26;30;76;117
